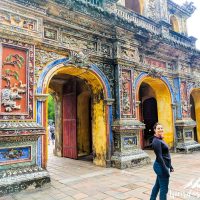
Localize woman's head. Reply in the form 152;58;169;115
153;122;164;138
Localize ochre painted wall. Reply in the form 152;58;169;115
92;99;107;166
170;15;180;32
191;89;200;143
125;0;144;14
77;91;91;156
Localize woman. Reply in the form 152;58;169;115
150;122;174;200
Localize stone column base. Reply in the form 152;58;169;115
176;141;200;153
175;119;200;153
0;166;50;196
111;150;151;169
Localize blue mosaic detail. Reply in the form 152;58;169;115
123;136;137;147
37;58;69;93
0;147;31;164
174;77;182;119
36;101;42;167
37;137;42;167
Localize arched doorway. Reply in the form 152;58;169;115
190;89;200;143
36;58;113;168
170;15;180;32
139;83;158;149
136;76;174;149
48;74;92;160
125;0;144;14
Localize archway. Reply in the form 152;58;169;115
170;15;180;32
125;0;144;14
48;74;92;160
36;58;113;168
136;76;174;148
190;89;200;143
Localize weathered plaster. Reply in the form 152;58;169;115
191;89;200;143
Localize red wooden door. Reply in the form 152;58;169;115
63;81;77;159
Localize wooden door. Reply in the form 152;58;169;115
63;80;77;159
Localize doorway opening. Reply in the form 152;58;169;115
136;76;174;149
125;0;144;14
139;83;158;149
48;74;93;162
47;93;55;147
190;90;200;142
190;95;197;141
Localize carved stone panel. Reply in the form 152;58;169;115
0;7;43;38
44;27;58;41
0;39;34;120
145;57;166;69
0;9;37;31
121;47;138;62
180;81;189;118
120;68;135;118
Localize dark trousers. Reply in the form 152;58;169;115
150;161;169;200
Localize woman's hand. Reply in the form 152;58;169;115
170;167;174;172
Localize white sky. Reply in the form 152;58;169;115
172;0;200;50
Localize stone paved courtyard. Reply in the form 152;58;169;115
2;146;200;200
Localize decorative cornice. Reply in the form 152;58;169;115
0;121;45;136
147;68;163;79
175;119;196;128
112;119;145;132
35;94;49;102
104;98;115;105
68;51;91;67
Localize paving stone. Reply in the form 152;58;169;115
3;147;200;200
72;193;88;199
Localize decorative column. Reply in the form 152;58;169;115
0;40;50;196
174;78;200;153
111;66;150;169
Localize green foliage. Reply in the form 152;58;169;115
48;95;55;121
16;62;22;68
13;71;19;80
18;55;25;64
6;54;12;62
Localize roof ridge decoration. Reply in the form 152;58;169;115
182;1;196;15
168;0;196;16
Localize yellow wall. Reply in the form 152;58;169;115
125;0;144;14
191;89;200;143
142;77;174;147
170;15;180;32
140;0;144;15
92;99;107;166
77;91;91;156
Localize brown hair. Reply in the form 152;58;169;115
153;122;162;132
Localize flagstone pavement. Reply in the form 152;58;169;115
2;145;200;200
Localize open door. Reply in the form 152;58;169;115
63;80;77;159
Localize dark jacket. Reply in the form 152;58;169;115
152;136;173;177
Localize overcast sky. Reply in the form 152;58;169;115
173;0;200;50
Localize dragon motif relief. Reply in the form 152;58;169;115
121;70;132;115
1;53;26;112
